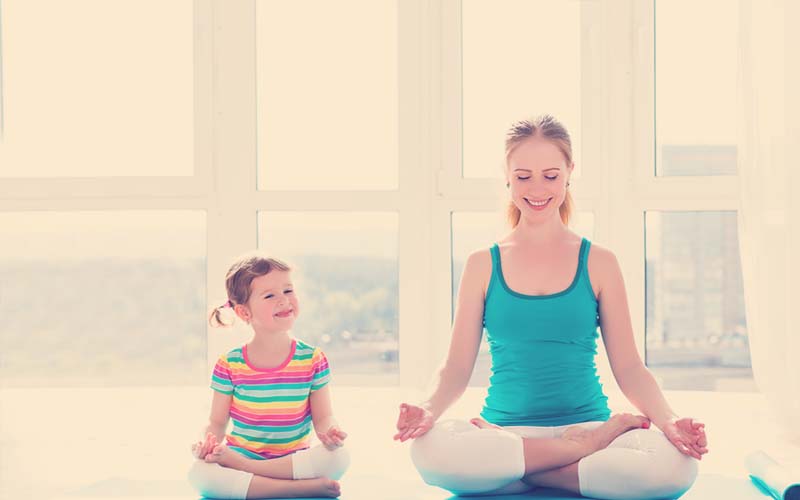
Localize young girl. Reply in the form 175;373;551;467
188;254;350;499
394;115;707;499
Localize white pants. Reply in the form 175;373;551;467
411;419;698;499
187;445;351;499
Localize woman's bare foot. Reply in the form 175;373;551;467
562;413;650;454
204;443;247;469
470;417;502;430
300;478;340;498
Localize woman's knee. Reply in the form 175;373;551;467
187;460;253;499
638;431;698;496
579;430;698;499
410;419;525;494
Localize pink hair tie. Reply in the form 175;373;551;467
222;300;234;309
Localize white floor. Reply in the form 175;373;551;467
1;386;798;499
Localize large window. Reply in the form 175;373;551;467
639;0;749;390
655;0;738;176
255;0;398;191
0;211;207;387
645;211;751;391
461;0;583;179
0;0;194;177
0;2;755;497
258;212;399;385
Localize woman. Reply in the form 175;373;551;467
394;115;707;499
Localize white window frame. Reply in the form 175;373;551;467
0;0;743;390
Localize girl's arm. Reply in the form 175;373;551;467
394;249;489;442
205;390;232;442
310;385;347;448
594;246;707;458
192;390;232;458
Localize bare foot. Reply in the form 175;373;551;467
470;417;502;430
562;413;650;453
204;443;247;469
299;478;340;498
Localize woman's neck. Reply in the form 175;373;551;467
512;214;571;246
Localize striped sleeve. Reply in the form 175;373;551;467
310;348;331;392
210;354;234;395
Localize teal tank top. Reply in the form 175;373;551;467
480;237;611;427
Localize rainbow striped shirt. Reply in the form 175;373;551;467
210;339;330;460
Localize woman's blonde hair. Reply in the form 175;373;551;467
208;253;292;327
504;115;574;228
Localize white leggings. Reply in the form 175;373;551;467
411;419;698;499
187;445;351;499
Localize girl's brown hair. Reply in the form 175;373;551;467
208;254;292;327
505;115;574;228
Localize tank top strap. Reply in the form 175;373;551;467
486;243;502;301
578;237;596;300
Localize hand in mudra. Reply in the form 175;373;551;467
393;403;435;442
662;417;708;459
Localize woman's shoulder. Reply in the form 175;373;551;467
585;240;622;293
463;246;494;276
585;240;618;266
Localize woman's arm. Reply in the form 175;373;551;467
421;249;490;419
394;250;489;441
593;248;675;427
594;246;707;458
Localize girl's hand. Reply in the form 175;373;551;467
661;417;708;459
317;425;347;450
393;403;435;442
191;432;218;459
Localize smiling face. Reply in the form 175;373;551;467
234;270;299;334
506;135;573;221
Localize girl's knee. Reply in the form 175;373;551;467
316;445;351;480
291;444;351;480
187;460;253;499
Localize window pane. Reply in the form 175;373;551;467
645;211;753;391
655;0;737;176
258;212;398;384
0;1;194;177
462;0;582;179
0;211;207;387
451;211;594;386
256;1;398;190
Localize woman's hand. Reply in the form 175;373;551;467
317;424;348;450
661;417;708;459
191;432;219;459
393;403;435;442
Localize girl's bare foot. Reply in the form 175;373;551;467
562;413;650;454
300;478;340;498
204;443;247;469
